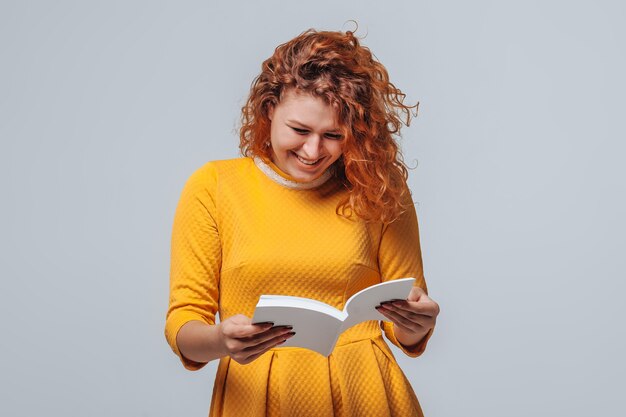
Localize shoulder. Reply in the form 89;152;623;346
176;157;254;213
185;157;254;188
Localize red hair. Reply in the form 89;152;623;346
239;27;419;224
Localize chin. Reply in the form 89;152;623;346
289;169;320;182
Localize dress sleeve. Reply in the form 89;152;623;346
164;163;221;371
378;186;434;358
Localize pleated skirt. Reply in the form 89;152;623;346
208;330;424;417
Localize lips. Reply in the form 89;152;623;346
292;151;322;166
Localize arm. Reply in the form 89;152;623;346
178;316;296;365
165;164;222;370
377;186;436;358
165;163;297;368
176;320;227;364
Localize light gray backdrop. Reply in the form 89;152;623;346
1;1;624;416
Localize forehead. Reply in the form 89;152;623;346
277;89;340;127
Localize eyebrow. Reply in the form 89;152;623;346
286;119;341;133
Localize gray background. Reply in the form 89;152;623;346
1;1;624;416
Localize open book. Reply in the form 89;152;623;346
251;277;415;357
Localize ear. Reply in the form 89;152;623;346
268;104;274;121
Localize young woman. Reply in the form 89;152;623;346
165;27;440;417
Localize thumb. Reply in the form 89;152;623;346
407;286;427;302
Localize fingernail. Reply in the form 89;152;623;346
287;331;296;337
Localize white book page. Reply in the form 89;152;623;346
252;304;344;357
255;295;346;321
340;277;416;332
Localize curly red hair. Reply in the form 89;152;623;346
239;27;418;224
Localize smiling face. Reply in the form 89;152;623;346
267;88;344;182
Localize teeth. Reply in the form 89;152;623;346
296;154;320;165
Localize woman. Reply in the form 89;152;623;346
165;27;440;417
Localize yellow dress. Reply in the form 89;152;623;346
165;156;435;417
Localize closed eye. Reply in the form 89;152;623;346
324;133;343;140
290;126;342;140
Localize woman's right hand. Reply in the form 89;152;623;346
217;314;295;365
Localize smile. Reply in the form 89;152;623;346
293;152;322;166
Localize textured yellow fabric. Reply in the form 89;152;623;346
165;157;435;417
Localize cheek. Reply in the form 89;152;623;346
329;143;343;159
271;136;294;153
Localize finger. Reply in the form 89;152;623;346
243;331;296;358
240;349;265;364
380;303;429;324
383;299;436;315
383;303;437;329
407;286;428;302
224;321;274;339
376;308;415;333
240;339;285;364
247;322;277;335
229;331;284;362
384;300;435;317
238;325;293;344
377;306;425;332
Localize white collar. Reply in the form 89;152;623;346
253;156;334;190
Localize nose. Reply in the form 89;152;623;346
301;134;323;158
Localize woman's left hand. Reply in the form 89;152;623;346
376;286;439;344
